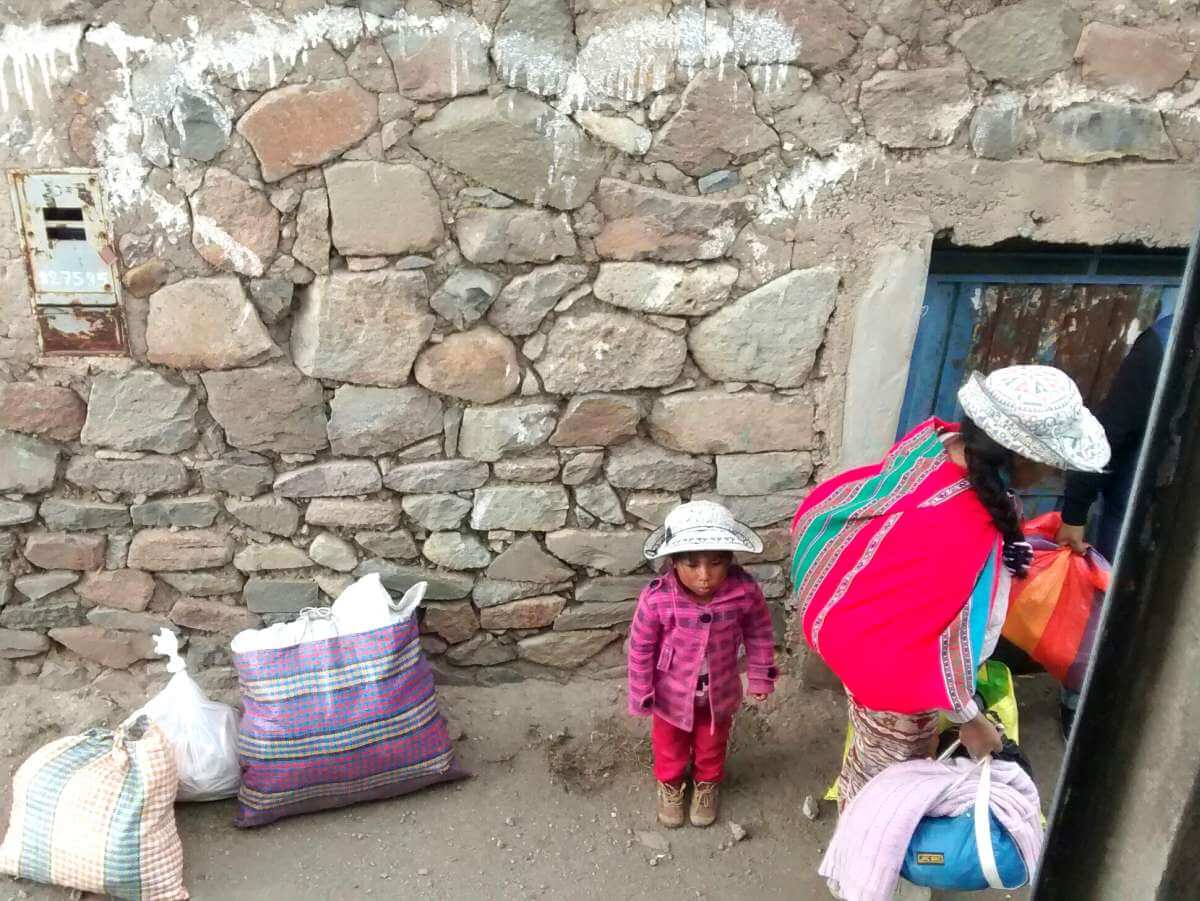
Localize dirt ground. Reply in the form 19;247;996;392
0;671;1064;901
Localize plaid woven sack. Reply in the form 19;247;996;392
0;716;188;900
233;613;466;827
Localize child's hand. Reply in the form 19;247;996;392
749;693;768;703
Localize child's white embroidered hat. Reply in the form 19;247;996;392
643;500;763;560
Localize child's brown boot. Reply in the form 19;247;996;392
690;781;719;827
656;781;686;828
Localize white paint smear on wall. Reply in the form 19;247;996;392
0;22;83;113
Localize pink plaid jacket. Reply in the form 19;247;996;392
627;566;778;732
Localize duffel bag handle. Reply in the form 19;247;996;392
973;757;1006;889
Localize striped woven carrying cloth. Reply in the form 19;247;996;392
0;717;188;901
233;615;466;827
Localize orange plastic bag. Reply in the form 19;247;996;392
1002;513;1110;690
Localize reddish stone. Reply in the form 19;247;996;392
1075;23;1192;99
237;79;378;182
121;259;171;298
128;529;235;572
413;327;520;404
76;570;156;611
421;601;480;644
550;394;642;447
48;625;155;669
737;0;864;71
478;595;566;631
190;168;280;277
170;598;262;634
24;533;105;571
0;383;86;440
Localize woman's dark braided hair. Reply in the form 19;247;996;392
961;416;1028;576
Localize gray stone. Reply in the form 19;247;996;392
593;263;738;317
198;459;276;497
354;559;474;600
0;533;13;563
456;208;578;265
412;93;607;210
104;532;132;571
354;531;418;560
316;572;356;600
292;271;434;387
244;579;320;614
306;499;402;530
292;188;331;275
159;566;244;598
0;593;85;631
383;9;490;101
65;456;188;496
693;492;807;527
234;542;312;572
594;178;750;262
606;439;714;490
649;391;816;453
202;364;329;454
573;483;625;526
470;485;570;532
859;69;974;150
473;578;569;608
164;90;229;161
773;91;853;159
492;0;576;97
479;595;567;633
553;601;636;631
308;534;358;573
0;628;52;659
1038;103;1177;163
15;571;79;601
487;264;589;337
131;496;220;528
952;0;1082;85
431;269;504;329
458;404;558;462
80;371;198;454
414;327;521;404
383;460;490;493
225;496;301;537
697;170;739;194
736;0;861;70
575;112;651;155
485;535;573;583
346;35;399;93
326;161;444;256
647;68;778;177
128;529;235;572
85;607;171;634
626;492;680;527
395;438;444;464
147;278;277;370
444;631;517;666
545;529;647;576
561;451;603;486
970;95;1027;161
0;498;35;526
48;625;156;669
423;532;492;570
402;494;473;531
0;431;58;494
493;454;560;483
716;452;813;496
274;461;382;498
517;630;618;667
744;563;786;599
551;395;642;447
536;312;687;393
328;386;444;457
576;576;650;602
190;168;280;277
247;279;294;325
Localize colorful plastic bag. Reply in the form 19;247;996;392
136;629;241;802
0;716;188;900
1002;512;1110;692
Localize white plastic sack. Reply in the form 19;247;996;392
136;629;241;802
230;573;426;654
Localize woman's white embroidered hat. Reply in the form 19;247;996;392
643;500;763;560
958;365;1111;473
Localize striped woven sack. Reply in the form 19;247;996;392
0;716;188;901
233;614;467;827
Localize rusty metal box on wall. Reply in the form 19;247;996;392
9;169;128;355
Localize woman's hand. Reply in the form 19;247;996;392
958;713;1003;760
1056;522;1089;555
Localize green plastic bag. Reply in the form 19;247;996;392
823;662;1019;803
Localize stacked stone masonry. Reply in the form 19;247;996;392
0;0;1197;690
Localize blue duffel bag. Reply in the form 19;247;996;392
900;757;1030;891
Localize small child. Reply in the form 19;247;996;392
627;500;778;828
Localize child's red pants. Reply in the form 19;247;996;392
651;706;732;784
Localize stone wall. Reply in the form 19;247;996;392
0;0;1198;691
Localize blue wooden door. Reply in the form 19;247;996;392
897;263;1180;516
